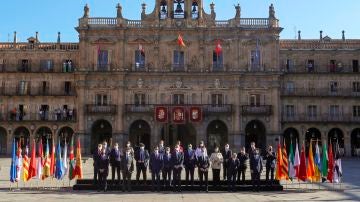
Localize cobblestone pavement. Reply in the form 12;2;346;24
0;157;358;201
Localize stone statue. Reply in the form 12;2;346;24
117;3;123;18
269;4;275;19
175;78;183;88
235;4;241;19
83;4;89;18
137;78;144;88
214;79;221;88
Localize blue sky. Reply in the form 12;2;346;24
0;0;359;42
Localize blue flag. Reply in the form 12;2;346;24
54;141;64;180
10;139;17;183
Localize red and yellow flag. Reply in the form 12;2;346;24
177;34;186;47
22;146;30;182
42;139;51;180
27;139;37;181
275;142;283;180
282;141;289;180
306;140;316;181
73;138;83;179
50;139;55;176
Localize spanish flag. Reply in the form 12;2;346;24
72;138;83;179
306;140;316;181
177;34;186;47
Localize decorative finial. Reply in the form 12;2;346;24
342;30;345;41
35;31;39;43
57;32;61;43
83;4;90;18
117;3;123;18
320;30;323;41
13;31;17;43
298;30;301;40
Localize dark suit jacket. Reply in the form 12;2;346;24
98;154;110;176
93;148;102;168
227;158;240;175
264;151;276;169
171;151;184;170
184;149;196;169
149;153;164;173
163;153;173;170
134;149;150;167
250;154;263;174
196;155;210;171
110;148;121;166
222;149;232;165
121;153;134;173
237;153;249;169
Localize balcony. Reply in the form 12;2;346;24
282;65;357;74
172;64;185;72
203;104;232;113
86;104;117;114
0;65;76;73
125;104;154;113
0;86;76;96
281;114;360;123
241;105;272;116
94;64;112;72
0;112;76;122
281;88;360;98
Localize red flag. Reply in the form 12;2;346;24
50;139;55;176
298;144;307;181
275;142;283;180
177;34;186;47
327;142;334;183
215;40;222;56
38;139;43;165
28;139;37;180
282;140;289;180
73;138;83;179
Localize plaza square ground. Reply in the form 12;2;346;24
0;157;358;201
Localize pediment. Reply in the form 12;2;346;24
91;38;115;44
128;38;152;44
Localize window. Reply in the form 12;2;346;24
213;51;223;71
250;94;261;107
329;60;336;72
0;59;5;71
135;50;145;70
285;59;294;72
41;81;49;95
285;105;295;117
18;81;29;95
173;94;184;105
160;0;168;20
19;59;30;72
97;50;108;71
307;105;317;118
307;59;314;72
134;93;146;106
40;60;54;72
353;106;360;117
353;60;359;72
211;94;223;106
191;1;199;19
285;81;295;94
329;105;340;117
250;50;261;71
173;0;185;19
63;60;73;72
64;82;72;95
39;105;49;120
96;94;108;106
330;81;338;93
173;50;184;71
353;82;360;93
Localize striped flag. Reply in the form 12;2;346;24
37;139;43;180
293;140;300;179
22;145;30;182
72;138;83;179
68;137;75;180
42;139;51;180
50;139;55;176
288;140;296;180
306;140;316;182
321;141;328;181
282;140;289;180
275;142;283;180
314;141;321;182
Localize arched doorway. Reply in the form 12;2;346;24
91;119;112;153
351;128;360;156
35;127;53;152
328;128;344;155
305;127;321;154
245;120;266;153
13;126;30;150
207;120;228;152
129;120;151;150
161;123;197;149
283;127;300;154
0;127;7;154
58;126;74;147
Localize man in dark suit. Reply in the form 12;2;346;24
250;148;263;192
172;144;184;192
237;147;249;184
222;143;232;181
134;143;150;184
162;147;172;188
197;146;210;192
121;147;134;192
227;153;240;192
184;144;196;187
248;142;257;183
109;143;121;184
149;146;163;192
158;140;165;155
98;148;110;192
265;145;276;185
93;144;102;185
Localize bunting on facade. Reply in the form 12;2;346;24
172;106;185;124
155;106;168;123
189;106;202;122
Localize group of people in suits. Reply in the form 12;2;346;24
92;140;276;192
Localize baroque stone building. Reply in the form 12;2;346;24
0;0;359;156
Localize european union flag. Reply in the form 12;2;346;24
10;139;17;183
54;141;64;180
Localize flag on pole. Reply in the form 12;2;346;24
334;141;342;183
294;140;300;179
28;139;37;181
275;142;283;180
15;141;22;182
50;139;55;176
282;140;289;180
68;137;75;180
73;138;83;179
288;140;296;180
10;139;17;183
23;145;30;182
62;140;68;178
37;139;43;180
177;34;186;47
42;139;51;180
215;40;222;56
321;141;328;182
306;140;315;182
298;144;307;181
313;141;321;182
327;142;334;183
55;141;64;180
